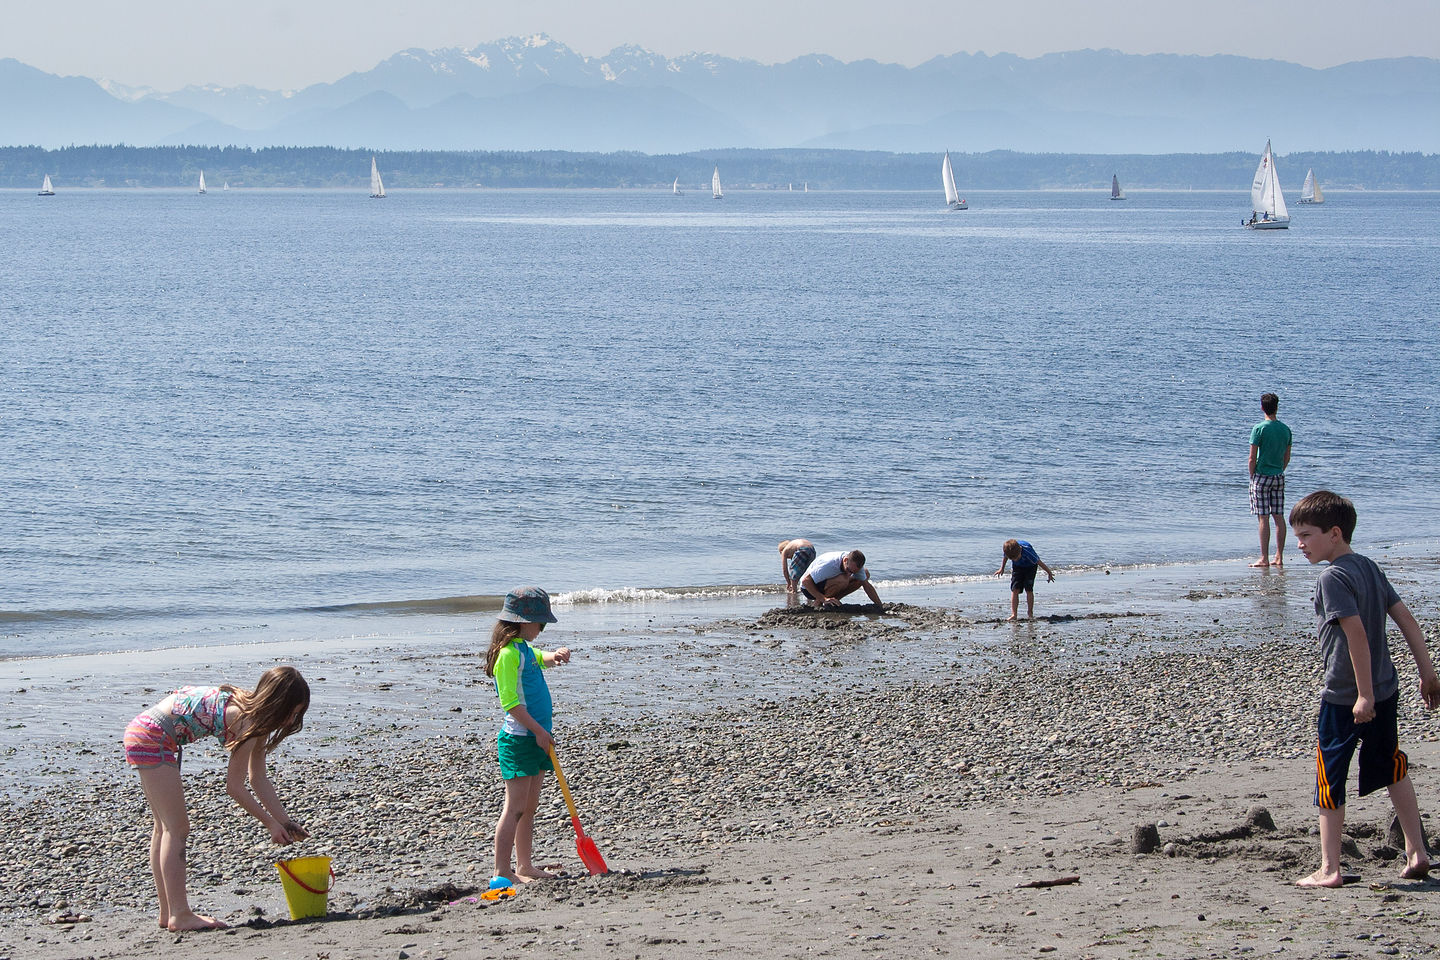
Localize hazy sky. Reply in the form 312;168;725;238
15;0;1440;90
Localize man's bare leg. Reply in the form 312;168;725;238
1251;515;1272;567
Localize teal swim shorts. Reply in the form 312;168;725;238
497;730;553;779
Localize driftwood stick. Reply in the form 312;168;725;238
1016;875;1081;889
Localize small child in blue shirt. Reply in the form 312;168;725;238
994;538;1055;621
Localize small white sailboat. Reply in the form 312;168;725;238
370;156;386;198
223;181;229;191
941;151;967;210
804;182;808;193
672;177;683;196
1244;139;1289;229
38;174;55;196
198;171;207;194
1299;168;1324;204
712;166;723;200
1110;174;1126;200
788;183;793;191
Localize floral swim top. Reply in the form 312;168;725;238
153;686;234;746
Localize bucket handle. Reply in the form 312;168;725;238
278;860;335;896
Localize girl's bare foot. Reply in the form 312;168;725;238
168;911;227;931
1295;869;1344;888
516;863;562;882
1400;858;1431;880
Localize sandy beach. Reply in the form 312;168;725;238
4;556;1440;960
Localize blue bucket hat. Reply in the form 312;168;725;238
498;586;558;624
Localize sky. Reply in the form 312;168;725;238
12;0;1440;91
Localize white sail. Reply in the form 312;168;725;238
1300;168;1324;203
673;177;679;194
941;151;960;205
712;167;723;199
370;157;386;198
39;174;54;195
198;171;206;194
1111;174;1125;200
223;181;229;191
1312;178;1324;203
1246;140;1289;228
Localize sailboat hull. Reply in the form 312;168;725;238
947;201;968;210
1246;218;1290;230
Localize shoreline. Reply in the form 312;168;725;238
9;542;1438;663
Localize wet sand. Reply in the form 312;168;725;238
4;551;1440;959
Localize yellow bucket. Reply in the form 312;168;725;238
274;856;333;920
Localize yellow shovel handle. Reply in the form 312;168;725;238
548;746;581;824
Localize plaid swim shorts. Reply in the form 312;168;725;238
1249;473;1285;516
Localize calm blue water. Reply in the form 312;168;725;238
3;188;1438;656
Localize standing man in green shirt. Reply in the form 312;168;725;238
1249;392;1294;568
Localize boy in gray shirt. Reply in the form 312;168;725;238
1290;490;1440;888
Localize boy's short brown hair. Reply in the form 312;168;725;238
1289;490;1357;543
1260;392;1279;416
1002;539;1021;560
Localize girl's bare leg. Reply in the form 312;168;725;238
494;774;534;881
137;765;226;930
515;772;560;880
149;817;167;926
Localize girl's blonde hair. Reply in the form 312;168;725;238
485;621;524;677
224;665;309;753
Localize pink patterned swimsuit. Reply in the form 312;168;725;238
123;686;234;768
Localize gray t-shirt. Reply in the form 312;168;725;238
1314;552;1402;706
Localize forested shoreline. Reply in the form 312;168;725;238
2;144;1437;190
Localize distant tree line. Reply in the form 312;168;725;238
1;144;1437;190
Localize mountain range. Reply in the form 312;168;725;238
3;35;1438;154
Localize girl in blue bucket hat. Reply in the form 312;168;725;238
484;586;571;886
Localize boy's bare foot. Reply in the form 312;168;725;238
168;911;227;931
516;863;562;882
1004;615;1017;622
1249;558;1270;568
1400;858;1431;880
1273;556;1284;568
1295;869;1344;888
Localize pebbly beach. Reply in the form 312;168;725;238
4;551;1440;959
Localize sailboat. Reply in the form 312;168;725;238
1110;174;1126;200
1299;168;1324;204
223;182;229;191
198;171;207;194
941;151;967;210
712;167;723;200
1244;139;1289;229
38;174;55;196
370;156;386;198
672;177;683;196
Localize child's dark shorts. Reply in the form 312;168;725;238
1314;692;1408;810
1010;564;1038;592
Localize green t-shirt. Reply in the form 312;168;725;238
1249;418;1292;476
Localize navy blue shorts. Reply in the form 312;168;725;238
1315;693;1408;809
1010;564;1038;592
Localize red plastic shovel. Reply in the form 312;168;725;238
548;746;609;876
